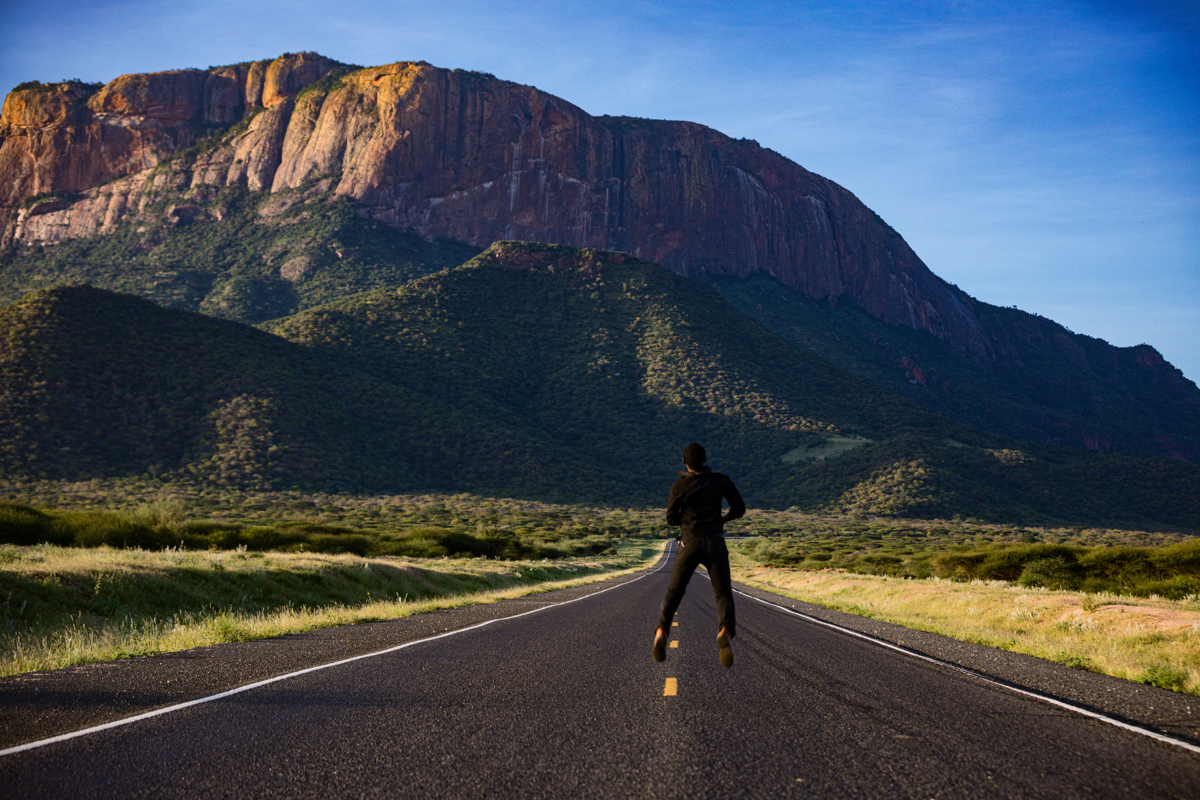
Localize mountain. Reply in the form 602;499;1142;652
1;242;1197;528
713;275;1200;462
3;54;973;354
1;53;1197;463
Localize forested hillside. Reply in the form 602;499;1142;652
715;276;1200;463
2;242;1196;528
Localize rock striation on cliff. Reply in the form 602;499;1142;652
0;54;989;360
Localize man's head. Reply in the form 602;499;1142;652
683;442;706;471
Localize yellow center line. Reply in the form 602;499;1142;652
663;678;678;696
672;621;678;627
669;641;678;648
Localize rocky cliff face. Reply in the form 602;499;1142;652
0;55;990;361
0;53;339;208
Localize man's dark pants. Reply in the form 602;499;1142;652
656;535;736;637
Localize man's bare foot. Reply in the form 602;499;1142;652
652;627;668;662
717;627;733;668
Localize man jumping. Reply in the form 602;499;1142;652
652;442;745;668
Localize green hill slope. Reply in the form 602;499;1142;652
1;243;1198;527
713;275;1200;463
264;242;1199;527
0;281;632;499
264;242;912;504
0;283;400;489
3;181;1195;469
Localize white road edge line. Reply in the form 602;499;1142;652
1;547;674;759
735;586;1200;756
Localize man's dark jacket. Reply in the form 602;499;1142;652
665;467;745;540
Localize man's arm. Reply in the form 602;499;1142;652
721;480;746;524
665;481;685;527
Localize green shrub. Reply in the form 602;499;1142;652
1052;652;1095;671
120;501;189;537
856;554;903;575
0;503;67;545
567;535;614;556
974;547;1041;581
301;533;371;555
70;513;167;549
931;551;987;580
1077;546;1151;582
1150;539;1200;576
1139;664;1188;691
1017;557;1078;590
1131;577;1200;601
738;527;1200;600
240;526;284;551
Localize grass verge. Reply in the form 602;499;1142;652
0;540;663;676
730;548;1200;695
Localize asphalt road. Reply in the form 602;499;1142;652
2;543;1199;799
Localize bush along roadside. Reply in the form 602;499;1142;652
739;537;1200;600
0;501;618;560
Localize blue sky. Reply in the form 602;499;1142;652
2;0;1197;381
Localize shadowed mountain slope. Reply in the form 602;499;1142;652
263;242;966;501
4;242;1194;527
0;279;645;500
714;275;1200;463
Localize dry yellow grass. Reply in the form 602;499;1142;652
1;542;664;676
731;558;1200;695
